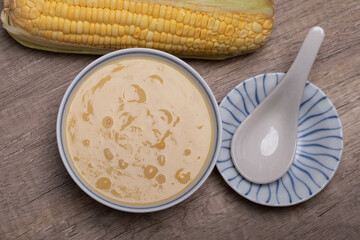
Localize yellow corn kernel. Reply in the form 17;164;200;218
169;19;176;34
171;8;178;19
45;16;52;30
248;31;256;38
224;25;233;36
207;17;215;29
17;0;26;8
51;16;59;31
148;18;156;31
112;24;118;36
139;29;147;40
103;8;110;24
188;12;196;25
239;29;248;38
199;29;206;39
145;31;153;41
263;19;273;29
97;8;104;23
106;24;112;35
165;33;172;44
63;19;71;34
140;15;148;29
129;1;136;12
83;21;90;34
120;10;127;25
201;15;209;28
183;10;191;24
164;6;172;19
41;1;50;15
89;23;95;34
194;28;201;38
141;3;148;14
134;26;141;38
79;7;86;20
160;32;166;43
252;22;262;33
176;9;185;22
100;23;106;36
186;38;194;47
85;7;92;22
118;25;125;36
82;34;88;44
255;33;263;44
182;25;189;37
126;11;133;25
173;35;180;44
176;23;183;36
68;6;75;20
70;20;77;34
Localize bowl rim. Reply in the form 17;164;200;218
56;48;222;213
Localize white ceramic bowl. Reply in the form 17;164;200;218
56;48;222;213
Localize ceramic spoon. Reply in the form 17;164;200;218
231;26;325;184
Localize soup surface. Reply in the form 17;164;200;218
65;57;213;205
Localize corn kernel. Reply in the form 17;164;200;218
63;19;71;33
45;16;52;30
176;23;183;36
255;34;263;44
106;24;112;36
263;20;273;29
165;6;172;19
112;24;118;36
252;22;262;33
83;21;90;34
195;14;202;27
176;9;185;22
140;15;148;29
189;13;196;25
139;29;148;40
170;19;176;34
239;29;248;38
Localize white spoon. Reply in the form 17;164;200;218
231;26;325;184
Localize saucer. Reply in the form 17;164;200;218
216;73;343;206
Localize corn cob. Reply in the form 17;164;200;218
1;0;274;59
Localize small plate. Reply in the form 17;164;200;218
217;73;343;206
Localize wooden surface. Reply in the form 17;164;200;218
1;0;359;239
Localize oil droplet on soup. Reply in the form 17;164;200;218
175;168;191;184
102;116;113;128
144;165;158;179
184;149;191;156
104;148;114;160
157;155;166;166
82;113;90;121
156;174;166;184
118;159;128;169
96;177;111;189
83;139;90;146
65;58;213;206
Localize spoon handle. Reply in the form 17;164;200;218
283;26;325;91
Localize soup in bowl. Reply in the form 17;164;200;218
57;48;221;212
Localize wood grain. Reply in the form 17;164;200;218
1;0;359;239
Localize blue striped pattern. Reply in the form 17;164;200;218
217;73;343;206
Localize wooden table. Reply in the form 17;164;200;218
1;0;359;239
